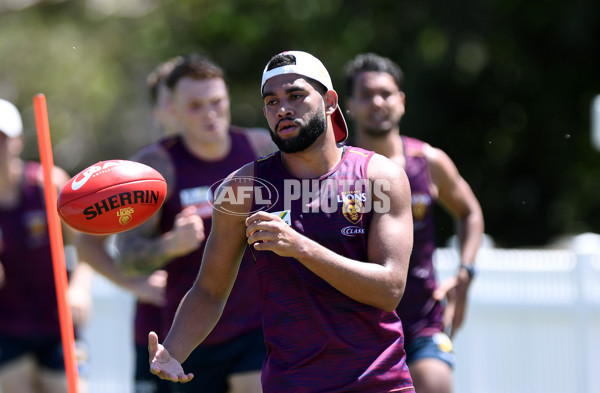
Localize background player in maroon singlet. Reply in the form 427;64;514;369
0;98;93;393
115;54;275;393
75;56;184;393
148;51;415;392
344;53;485;393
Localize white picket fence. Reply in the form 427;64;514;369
81;274;136;393
79;233;600;393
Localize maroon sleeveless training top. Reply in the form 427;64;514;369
251;146;414;392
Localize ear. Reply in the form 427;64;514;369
324;90;339;116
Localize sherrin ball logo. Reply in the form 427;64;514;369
118;207;135;226
71;160;120;191
57;160;167;235
82;189;161;220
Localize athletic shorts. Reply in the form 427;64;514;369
135;343;171;393
404;332;456;369
0;335;66;371
170;327;266;393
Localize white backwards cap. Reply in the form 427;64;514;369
261;50;348;143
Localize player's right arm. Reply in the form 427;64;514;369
149;163;254;381
116;144;205;275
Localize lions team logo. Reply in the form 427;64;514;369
117;207;135;226
411;193;431;221
24;210;49;247
340;191;364;224
24;210;48;238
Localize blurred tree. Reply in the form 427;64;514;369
0;0;598;247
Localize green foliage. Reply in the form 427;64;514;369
1;0;599;246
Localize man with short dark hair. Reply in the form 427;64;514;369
148;51;416;393
117;53;275;393
344;52;484;393
0;98;92;393
76;56;185;393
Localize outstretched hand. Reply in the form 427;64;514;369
148;331;194;383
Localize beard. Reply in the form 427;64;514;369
270;109;327;153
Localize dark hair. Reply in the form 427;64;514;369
165;53;225;91
343;53;404;96
146;56;184;105
264;53;327;95
265;53;296;72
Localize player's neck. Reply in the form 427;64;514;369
280;131;343;179
357;127;404;160
182;132;232;162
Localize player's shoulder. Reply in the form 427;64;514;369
229;125;267;140
212;161;257;216
399;135;451;169
367;152;407;182
131;139;168;161
128;140;174;184
401;135;431;158
225;160;255;179
234;126;277;158
51;165;71;189
420;142;455;173
24;160;70;189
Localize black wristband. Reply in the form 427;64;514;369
459;264;476;279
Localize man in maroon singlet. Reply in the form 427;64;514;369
0;98;92;393
76;56;184;393
344;53;485;393
148;51;416;392
116;54;275;393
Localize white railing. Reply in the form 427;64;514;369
438;233;600;393
80;233;600;393
82;275;135;393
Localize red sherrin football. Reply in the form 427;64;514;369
58;160;167;235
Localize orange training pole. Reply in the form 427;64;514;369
33;94;80;393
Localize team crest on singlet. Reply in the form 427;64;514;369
24;210;49;247
411;193;431;221
340;191;365;224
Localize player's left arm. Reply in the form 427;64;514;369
425;144;484;335
426;145;484;265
